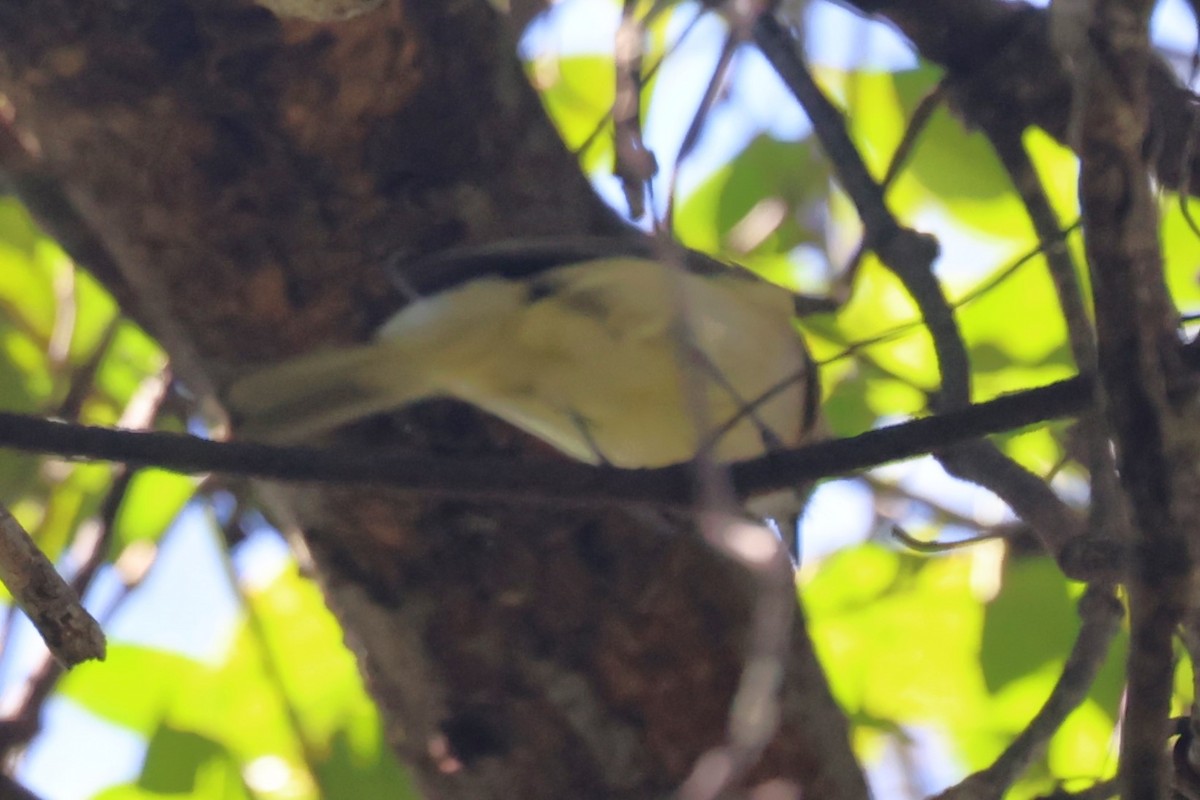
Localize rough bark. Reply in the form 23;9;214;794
0;2;865;798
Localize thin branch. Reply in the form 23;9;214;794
936;441;1095;575
867;471;1029;535
0;371;170;765
753;14;964;403
573;7;708;164
755;11;1092;578
54;320;120;422
0;503;103;666
70;371;172;597
981;125;1095;371
891;525;1010;554
933;584;1124;800
980;110;1133;585
665;30;739;231
819;222;1080;366
0;378;175;796
880;82;946;193
613;0;656;220
0;374;1091;508
839;82;946;300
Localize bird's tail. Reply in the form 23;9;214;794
226;343;428;444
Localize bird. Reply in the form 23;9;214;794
226;239;821;470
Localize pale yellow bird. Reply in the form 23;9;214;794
227;242;820;469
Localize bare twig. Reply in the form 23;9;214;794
664;0;771;234
613;0;656;220
54;320;120;423
664;31;739;231
868;471;1023;532
891;525;1010;553
820;221;1080;365
839;82;947;299
980;112;1131;584
0;503;103;666
573;7;708;164
937;441;1095;574
980;126;1094;370
933;585;1123;799
70;371;172;596
0;370;170;771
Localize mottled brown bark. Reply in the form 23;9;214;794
0;2;864;798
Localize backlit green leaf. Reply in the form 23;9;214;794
59;645;203;734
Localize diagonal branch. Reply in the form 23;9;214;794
0;503;103;666
754;13;1090;570
933;584;1124;800
979;116;1130;582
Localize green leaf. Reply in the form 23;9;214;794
838;65;1046;236
164;561;409;789
87;321;166;425
807;546;988;724
0;199;56;344
957;255;1076;392
65;266;119;364
316;728;419;800
0;321;52;414
233;566;391;752
1023;127;1081;222
1161;193;1200;314
93;785;166;800
889;69;1012;204
804;544;902;617
113;469;201;551
33;461;113;561
981;559;1077;693
530;54;616;175
0;327;51;509
165;639;297;763
819;370;882;437
209;565;413;795
991;425;1067;478
1089;624;1129;722
1045;699;1120;784
139;725;250;799
674;134;829;261
58;644;203;734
